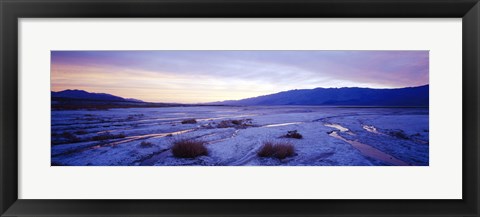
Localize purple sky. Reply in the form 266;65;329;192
51;50;429;103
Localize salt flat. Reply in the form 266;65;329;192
51;106;429;166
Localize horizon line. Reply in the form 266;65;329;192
51;83;429;104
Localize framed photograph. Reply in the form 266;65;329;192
1;0;479;216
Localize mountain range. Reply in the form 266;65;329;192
212;85;429;107
52;85;429;109
51;89;143;102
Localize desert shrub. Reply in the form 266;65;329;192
140;141;154;148
181;119;197;124
388;130;409;140
257;141;295;159
273;143;295;159
217;120;233;128
91;132;126;141
284;130;303;139
217;119;254;129
171;138;208;158
257;142;275;157
231;120;243;125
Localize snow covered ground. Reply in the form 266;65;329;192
51;106;429;166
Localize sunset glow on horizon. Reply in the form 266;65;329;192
51;50;429;103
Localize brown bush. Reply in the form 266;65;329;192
284;130;303;139
217;120;234;128
257;142;275;157
181;119;197;124
171;139;208;158
388;130;409;140
231;120;243;125
217;119;254;129
257;141;295;159
273;143;295;159
91;132;126;141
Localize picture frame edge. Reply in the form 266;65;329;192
1;0;479;216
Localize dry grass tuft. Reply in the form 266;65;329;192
181;119;197;124
171;138;208;158
257;141;295;159
217;120;234;128
273;143;296;159
388;130;409;140
91;132;126;141
257;141;275;157
217;119;254;129
284;130;303;139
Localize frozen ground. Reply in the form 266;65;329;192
51;106;429;166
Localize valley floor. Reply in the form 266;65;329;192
51;106;429;166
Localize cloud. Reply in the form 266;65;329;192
51;50;429;103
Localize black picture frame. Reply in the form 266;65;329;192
1;0;479;216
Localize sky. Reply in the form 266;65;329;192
51;50;429;103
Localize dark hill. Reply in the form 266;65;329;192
214;85;429;107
